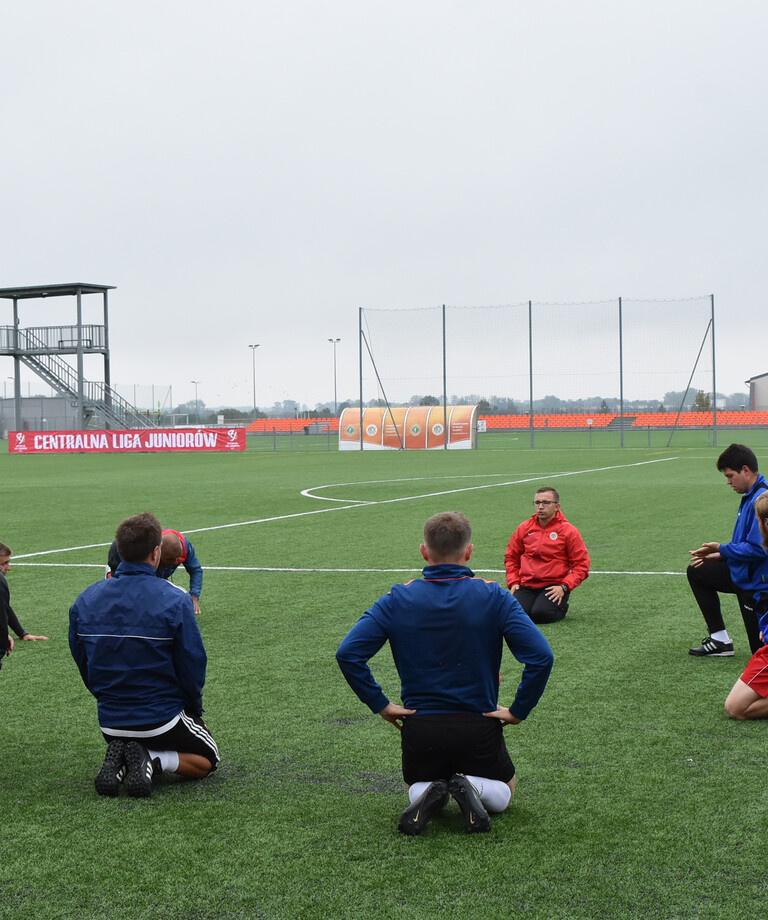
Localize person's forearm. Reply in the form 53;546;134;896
7;607;27;638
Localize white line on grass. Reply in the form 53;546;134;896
299;458;677;505
300;473;532;502
12;456;677;561
12;563;685;576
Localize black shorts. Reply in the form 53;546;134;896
101;710;220;771
400;713;515;785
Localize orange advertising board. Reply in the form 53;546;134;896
404;407;429;450
339;406;478;450
382;407;409;449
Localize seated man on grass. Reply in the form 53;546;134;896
336;511;553;836
504;486;590;624
725;492;768;720
70;512;219;798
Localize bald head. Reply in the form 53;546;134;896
160;533;183;566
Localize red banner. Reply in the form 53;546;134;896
9;428;246;455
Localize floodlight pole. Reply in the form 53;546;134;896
249;344;260;416
328;338;340;415
191;380;201;424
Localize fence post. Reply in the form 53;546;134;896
442;304;448;449
358;307;364;451
528;301;534;448
619;297;624;448
711;294;717;447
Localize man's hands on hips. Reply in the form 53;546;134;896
379;702;522;729
483;706;521;726
379;702;417;730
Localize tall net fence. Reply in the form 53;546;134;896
359;297;718;448
112;384;173;417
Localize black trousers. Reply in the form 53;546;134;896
686;558;762;653
514;586;569;624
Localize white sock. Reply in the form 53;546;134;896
146;749;180;773
465;775;512;813
711;630;730;644
408;781;433;804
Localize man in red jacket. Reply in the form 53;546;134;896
504;486;590;624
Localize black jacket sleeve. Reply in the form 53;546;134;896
7;605;26;638
107;540;122;575
0;575;10;660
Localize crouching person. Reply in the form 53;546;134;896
725;493;768;721
336;511;553;835
69;512;219;797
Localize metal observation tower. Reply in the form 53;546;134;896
0;282;154;431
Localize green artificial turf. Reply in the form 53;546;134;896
1;440;766;919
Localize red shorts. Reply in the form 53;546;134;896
740;645;768;697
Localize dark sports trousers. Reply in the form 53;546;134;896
686;558;762;653
400;713;515;785
514;586;569;624
101;710;220;770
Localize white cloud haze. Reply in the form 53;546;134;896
1;1;764;410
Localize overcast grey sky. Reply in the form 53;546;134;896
1;1;764;411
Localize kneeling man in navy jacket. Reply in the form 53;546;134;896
337;511;553;835
70;512;219;798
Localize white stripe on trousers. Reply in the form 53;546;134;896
180;710;220;763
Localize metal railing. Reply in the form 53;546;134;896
0;324;106;353
15;328;156;429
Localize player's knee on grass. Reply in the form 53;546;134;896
177;753;216;778
724;680;759;720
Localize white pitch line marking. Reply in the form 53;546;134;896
11;457;677;560
11;562;686;576
298;457;678;507
301;473;525;502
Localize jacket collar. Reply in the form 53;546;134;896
114;561;158;576
743;474;768;503
421;563;475;580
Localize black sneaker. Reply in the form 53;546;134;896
398;780;449;835
689;636;734;657
94;740;126;797
449;774;491;833
124;741;154;798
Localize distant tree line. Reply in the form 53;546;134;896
330;390;748;414
164;388;748;424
